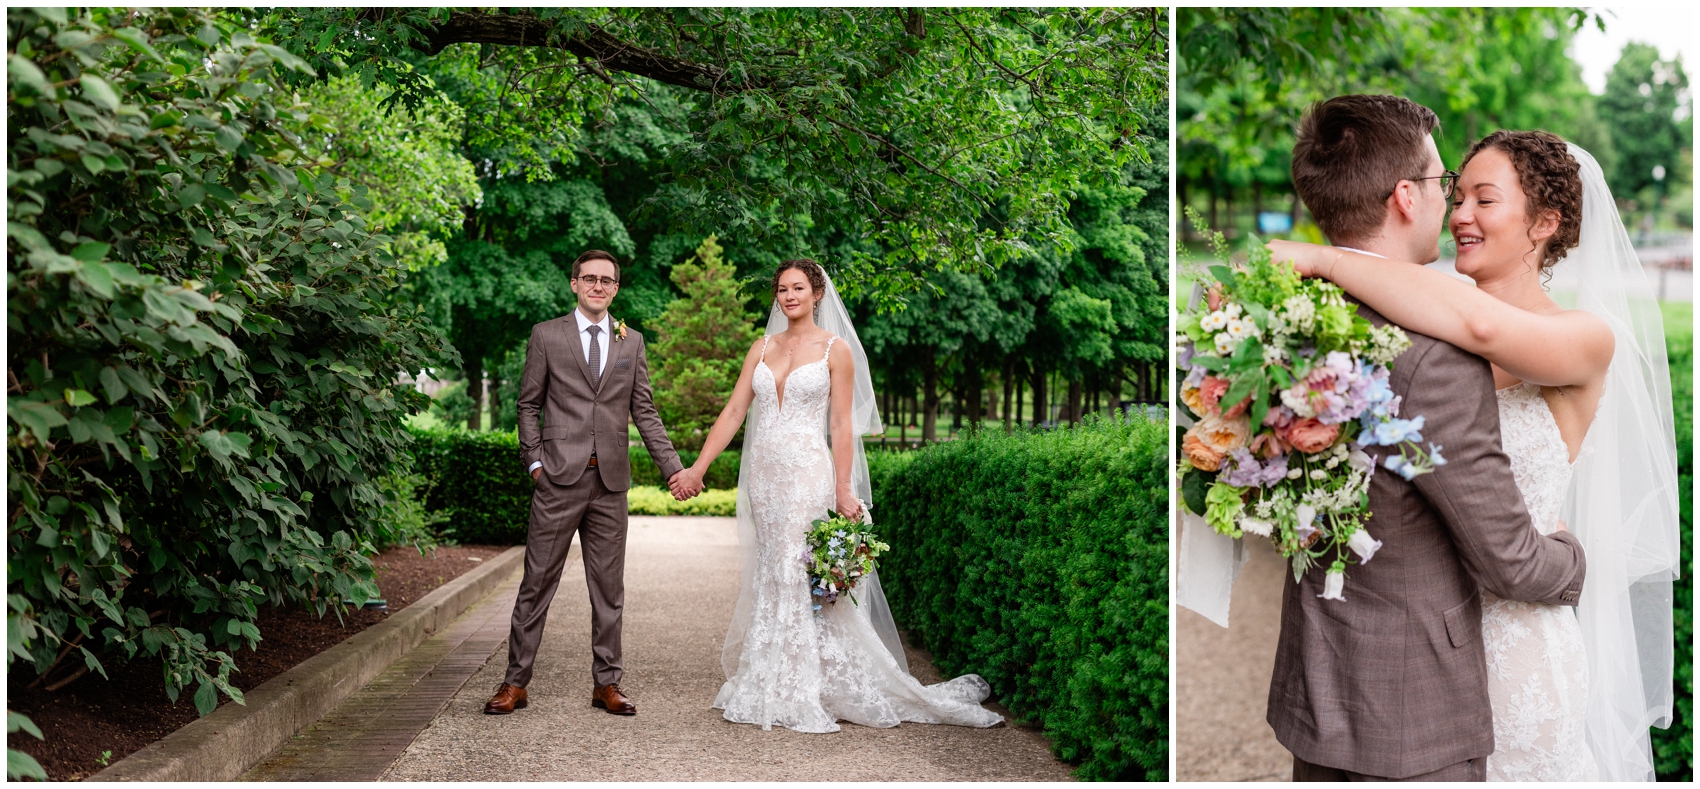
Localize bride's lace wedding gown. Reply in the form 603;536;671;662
713;336;1004;733
1482;382;1596;781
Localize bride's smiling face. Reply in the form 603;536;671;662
775;269;822;322
1449;147;1560;283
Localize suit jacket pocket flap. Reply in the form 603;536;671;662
541;426;572;440
613;358;632;369
1443;595;1482;648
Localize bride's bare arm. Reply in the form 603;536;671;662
1267;240;1613;387
683;339;764;489
827;340;863;520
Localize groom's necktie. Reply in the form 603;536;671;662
586;324;602;388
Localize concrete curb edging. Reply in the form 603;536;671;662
92;545;526;782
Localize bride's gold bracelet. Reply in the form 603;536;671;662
1322;251;1346;281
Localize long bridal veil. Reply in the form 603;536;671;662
719;271;912;678
1563;144;1680;782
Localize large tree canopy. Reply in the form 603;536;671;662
253;7;1168;302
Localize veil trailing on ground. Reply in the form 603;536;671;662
719;271;911;679
1562;144;1680;781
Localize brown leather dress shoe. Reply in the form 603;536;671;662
591;683;636;715
484;683;528;714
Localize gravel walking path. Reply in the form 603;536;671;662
382;516;1072;781
1175;519;1292;782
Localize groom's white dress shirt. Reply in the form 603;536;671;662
528;308;611;474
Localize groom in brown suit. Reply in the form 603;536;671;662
484;250;689;717
1267;96;1587;781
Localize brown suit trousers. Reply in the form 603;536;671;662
505;313;683;688
1267;302;1587;780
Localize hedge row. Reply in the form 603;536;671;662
1653;325;1693;781
406;427;740;543
867;415;1168;781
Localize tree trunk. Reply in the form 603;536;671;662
1066;377;1082;425
921;354;940;443
1015;372;1025;430
465;354;484;431
1030;367;1047;428
487;368;502;430
964;364;983;429
1002;356;1015;432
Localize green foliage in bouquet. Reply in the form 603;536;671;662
7;8;450;717
1176;220;1431;595
804;512;888;610
869;415;1167;780
407;427;742;542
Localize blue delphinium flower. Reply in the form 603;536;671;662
1429;443;1447;466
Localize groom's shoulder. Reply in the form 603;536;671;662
1350;298;1485;388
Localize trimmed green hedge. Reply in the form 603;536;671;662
407;427;741;543
867;416;1168;781
1654;322;1693;781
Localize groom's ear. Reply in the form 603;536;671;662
1387;181;1419;225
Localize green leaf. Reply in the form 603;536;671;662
99;367;128;404
8;400;67;442
64;389;98;407
80;645;109;680
79;74;121;111
1181;468;1215;516
6;711;43;740
178;183;206;208
214;126;243;152
7;749;47;782
76;260;115;298
193;680;217;716
110;27;165;63
81;154;106;174
7;56;53;97
70;241;110;262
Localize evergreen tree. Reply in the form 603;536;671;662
652;237;764;450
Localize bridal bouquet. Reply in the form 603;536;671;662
1176;241;1445;599
803;507;888;615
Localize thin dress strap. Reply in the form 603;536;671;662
758;334;770;363
823;336;836;363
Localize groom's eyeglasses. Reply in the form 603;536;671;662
1382;170;1460;202
575;275;620;290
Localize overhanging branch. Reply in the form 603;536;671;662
376;8;767;94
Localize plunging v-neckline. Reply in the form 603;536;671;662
760;358;826;413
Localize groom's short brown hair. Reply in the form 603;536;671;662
572;249;621;280
1292;95;1440;246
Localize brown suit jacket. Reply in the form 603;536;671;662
515;313;683;490
1266;303;1587;779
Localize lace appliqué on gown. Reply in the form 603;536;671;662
713;337;1002;733
1483;382;1596;781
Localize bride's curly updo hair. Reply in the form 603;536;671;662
1461;130;1583;273
772;258;828;303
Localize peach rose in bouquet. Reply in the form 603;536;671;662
1183;412;1251;471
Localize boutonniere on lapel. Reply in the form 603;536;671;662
613;318;629;342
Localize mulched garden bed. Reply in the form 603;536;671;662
7;543;511;781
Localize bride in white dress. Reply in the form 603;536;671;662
672;259;1003;733
1269;133;1679;780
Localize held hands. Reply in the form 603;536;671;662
668;468;705;501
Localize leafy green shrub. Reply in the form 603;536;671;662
868;416;1168;780
628;486;738;517
6;8;450;716
372;474;452;555
1654;323;1692;781
409;427;741;542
